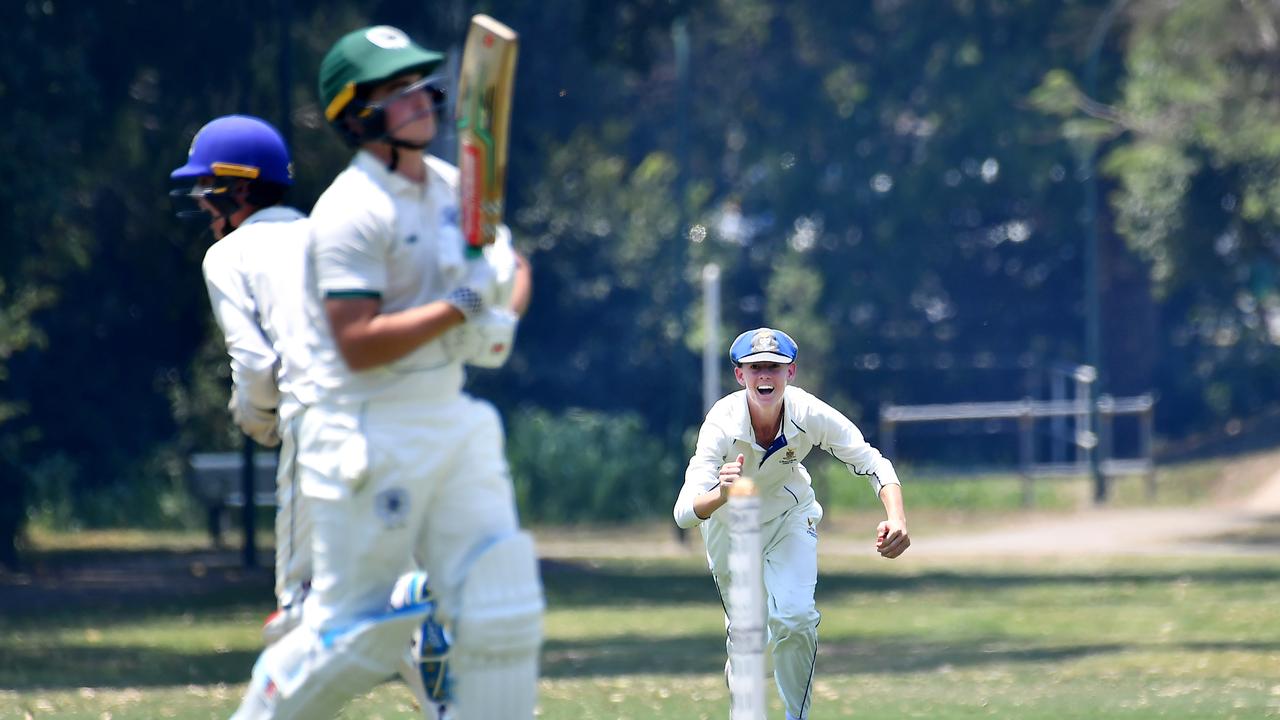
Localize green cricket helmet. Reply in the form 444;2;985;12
319;25;445;146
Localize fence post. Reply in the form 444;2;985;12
1051;368;1066;465
879;409;896;460
1140;398;1156;500
240;435;257;569
1074;371;1090;471
1019;401;1034;508
1098;395;1114;484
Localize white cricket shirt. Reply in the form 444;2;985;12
201;205;316;422
673;385;900;529
306;151;514;404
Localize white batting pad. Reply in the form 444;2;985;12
231;620;403;720
451;531;544;719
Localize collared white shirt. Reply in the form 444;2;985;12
201;205;316;422
306;151;516;404
674;385;900;529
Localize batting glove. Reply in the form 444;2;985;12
443;257;498;321
442;307;518;368
229;388;280;447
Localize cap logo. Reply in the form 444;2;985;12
366;26;411;49
751;331;780;354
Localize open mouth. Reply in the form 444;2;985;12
757;384;775;397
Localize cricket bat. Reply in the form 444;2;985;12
456;14;518;252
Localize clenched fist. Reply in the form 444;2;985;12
875;519;910;558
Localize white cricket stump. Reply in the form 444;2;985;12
726;477;766;720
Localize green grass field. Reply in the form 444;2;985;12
3;528;1279;720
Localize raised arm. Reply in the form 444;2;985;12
674;419;735;528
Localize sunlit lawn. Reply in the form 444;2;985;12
2;535;1278;719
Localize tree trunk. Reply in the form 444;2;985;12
0;450;26;571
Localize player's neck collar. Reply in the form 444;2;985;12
355;149;427;191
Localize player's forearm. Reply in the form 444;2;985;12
691;487;728;521
327;298;466;371
878;482;907;525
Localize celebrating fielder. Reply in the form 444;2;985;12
229;25;541;720
674;327;910;720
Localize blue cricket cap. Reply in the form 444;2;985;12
730;328;798;365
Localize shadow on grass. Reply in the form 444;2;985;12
0;547;276;622
5;549;1280;690
8;631;1280;690
540;560;1280;608
9;552;1278;620
540;633;1280;679
0;645;258;689
1202;514;1280;545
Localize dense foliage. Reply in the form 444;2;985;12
3;0;1278;561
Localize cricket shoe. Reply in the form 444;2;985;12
389;571;454;713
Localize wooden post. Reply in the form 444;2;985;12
1098;396;1114;492
879;409;896;460
1019;402;1034;508
1140;400;1156;500
240;435;257;569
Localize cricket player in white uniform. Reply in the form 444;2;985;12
229;25;541;720
169;114;316;627
674;328;911;720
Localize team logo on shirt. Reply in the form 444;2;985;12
806;516;818;539
779;447;798;465
375;487;410;529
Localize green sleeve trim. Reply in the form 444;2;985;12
324;289;382;300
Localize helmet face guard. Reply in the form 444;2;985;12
334;74;447;147
169;178;239;225
169;115;293;229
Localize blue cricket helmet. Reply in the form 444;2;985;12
171;115;294;186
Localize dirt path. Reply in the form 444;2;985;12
882;465;1280;559
5;457;1278;615
531;459;1280;561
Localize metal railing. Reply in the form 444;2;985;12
879;393;1156;506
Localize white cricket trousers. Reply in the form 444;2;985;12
274;412;310;609
703;498;823;720
232;391;521;719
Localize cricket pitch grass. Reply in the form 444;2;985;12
2;524;1278;719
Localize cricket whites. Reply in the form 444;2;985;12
727;477;766;720
456;14;518;252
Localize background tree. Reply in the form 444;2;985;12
1035;0;1280;435
7;0;1280;560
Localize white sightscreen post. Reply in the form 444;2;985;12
702;263;721;415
